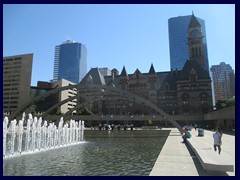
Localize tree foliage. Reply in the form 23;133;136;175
50;107;62;115
79;107;93;115
215;97;235;110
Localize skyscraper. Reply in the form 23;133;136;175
168;14;209;72
210;62;235;104
53;40;87;83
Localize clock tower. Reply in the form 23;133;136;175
187;13;205;70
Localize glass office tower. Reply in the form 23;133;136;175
168;15;209;72
53;40;87;83
210;62;235;103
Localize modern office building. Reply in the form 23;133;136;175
168;14;209;72
210;62;235;103
31;79;77;114
53;40;87;83
3;53;33;115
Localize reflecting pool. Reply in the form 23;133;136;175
3;130;170;176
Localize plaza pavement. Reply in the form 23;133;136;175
149;128;235;176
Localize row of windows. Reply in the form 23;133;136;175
3;96;18;100
191;47;202;57
3;106;18;109
68;90;77;95
67;103;76;107
158;95;176;100
158;103;177;107
180;85;209;90
4;78;21;82
4;74;20;78
4;65;21;70
4;83;20;87
3;57;22;62
191;41;201;45
4;70;21;74
3;88;19;92
105;105;127;109
3;101;18;104
3;92;19;95
129;83;147;89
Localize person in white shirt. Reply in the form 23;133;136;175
213;127;222;154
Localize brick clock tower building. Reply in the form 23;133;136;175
188;13;205;70
175;13;212;114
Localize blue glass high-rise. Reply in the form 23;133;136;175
53;40;87;83
168;15;209;72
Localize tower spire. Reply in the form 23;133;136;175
188;12;201;29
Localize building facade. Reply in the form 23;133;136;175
31;79;77;114
79;14;213;116
3;53;33;115
53;40;87;83
210;62;235;103
168;14;209;72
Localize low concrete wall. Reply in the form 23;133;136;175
203;105;235;120
6;105;234;130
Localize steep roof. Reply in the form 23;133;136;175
178;60;210;80
160;71;178;91
149;63;156;75
79;68;106;86
188;13;201;29
120;66;128;77
155;72;169;90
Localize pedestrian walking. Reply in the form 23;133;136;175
213;127;222;154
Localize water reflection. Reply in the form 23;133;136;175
3;130;170;176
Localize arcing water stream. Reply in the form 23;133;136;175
3;113;85;158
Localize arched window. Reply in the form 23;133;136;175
192;48;194;57
195;47;198;57
199;47;202;56
165;84;169;91
190;74;196;82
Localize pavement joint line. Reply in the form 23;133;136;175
150;128;235;176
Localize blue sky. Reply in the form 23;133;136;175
3;4;235;86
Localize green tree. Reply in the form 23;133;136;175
50;107;62;115
215;97;235;110
148;119;152;125
25;105;37;116
79;107;93;115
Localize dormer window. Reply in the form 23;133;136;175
165;84;169;91
136;71;140;78
190;74;196;82
189;68;197;82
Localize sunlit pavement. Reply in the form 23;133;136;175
150;128;235;176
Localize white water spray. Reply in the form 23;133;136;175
3;114;85;158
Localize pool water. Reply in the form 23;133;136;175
3;130;170;176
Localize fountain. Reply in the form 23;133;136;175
3;113;85;158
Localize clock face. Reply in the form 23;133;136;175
191;30;199;37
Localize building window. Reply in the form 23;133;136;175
195;47;198;57
199;47;202;56
199;93;208;100
192;48;194;57
165;84;169;91
182;93;190;100
183;101;189;104
14;57;22;60
190;74;196;82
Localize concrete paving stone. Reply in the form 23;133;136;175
150;128;235;176
154;155;197;164
150;161;199;176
